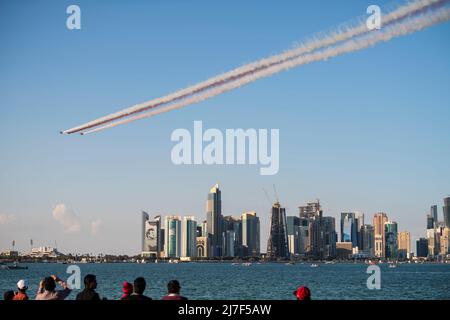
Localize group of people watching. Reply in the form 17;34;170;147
4;275;311;300
3;275;187;301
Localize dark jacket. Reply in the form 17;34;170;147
123;293;152;301
76;288;101;301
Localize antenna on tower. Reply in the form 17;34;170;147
262;188;272;206
273;184;280;204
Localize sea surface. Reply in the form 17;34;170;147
1;262;449;300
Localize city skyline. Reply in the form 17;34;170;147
1;1;450;255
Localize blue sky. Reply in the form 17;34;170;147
0;0;449;254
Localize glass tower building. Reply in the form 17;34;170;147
164;215;181;258
384;221;398;260
242;211;260;257
340;212;357;247
182;216;197;258
207;184;223;256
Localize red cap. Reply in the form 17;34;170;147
122;281;133;294
295;286;311;300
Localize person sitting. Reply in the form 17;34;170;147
12;279;29;300
35;275;72;300
3;290;15;301
120;281;133;300
76;274;101;300
161;280;187;300
122;277;152;300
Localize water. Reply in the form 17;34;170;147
1;262;449;300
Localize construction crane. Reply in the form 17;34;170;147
262;188;272;206
273;184;280;204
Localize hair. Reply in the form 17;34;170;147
3;290;15;301
84;274;97;289
133;277;146;295
43;277;56;292
167;280;180;294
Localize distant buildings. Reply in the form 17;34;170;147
267;202;289;259
136;186;449;261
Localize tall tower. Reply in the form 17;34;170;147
373;212;388;258
340;212;357;247
164;215;181;258
397;231;411;260
142;212;161;258
207;183;223;256
267;202;289;259
430;205;438;228
443;197;450;228
242;211;260;257
384;221;398;260
182;216;197;258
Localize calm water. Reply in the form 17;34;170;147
1;262;449;300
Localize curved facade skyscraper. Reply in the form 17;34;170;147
207;184;223;256
266;202;289;259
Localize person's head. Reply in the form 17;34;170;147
84;274;97;290
122;281;133;295
43;277;56;292
167;280;181;294
133;277;146;295
3;290;15;300
17;279;28;293
293;286;311;301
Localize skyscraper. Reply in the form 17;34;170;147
430;205;438;228
360;224;375;256
164;215;181;258
340;212;357;247
416;238;429;258
242;211;260;257
397;231;411;260
286;216;300;255
141;212;161;258
182;216;197;258
427;214;434;230
267;202;289;259
299;200;322;258
373;212;388;258
385;221;398;260
322;216;337;259
443;197;450;228
207;184;223;256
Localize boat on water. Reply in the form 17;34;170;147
3;262;28;270
285;262;295;265
310;263;319;268
242;262;252;266
388;263;397;268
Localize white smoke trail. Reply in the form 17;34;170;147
63;0;447;134
82;6;450;135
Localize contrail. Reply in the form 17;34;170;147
62;1;450;135
81;6;450;135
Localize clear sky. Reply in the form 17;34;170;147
1;0;449;255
